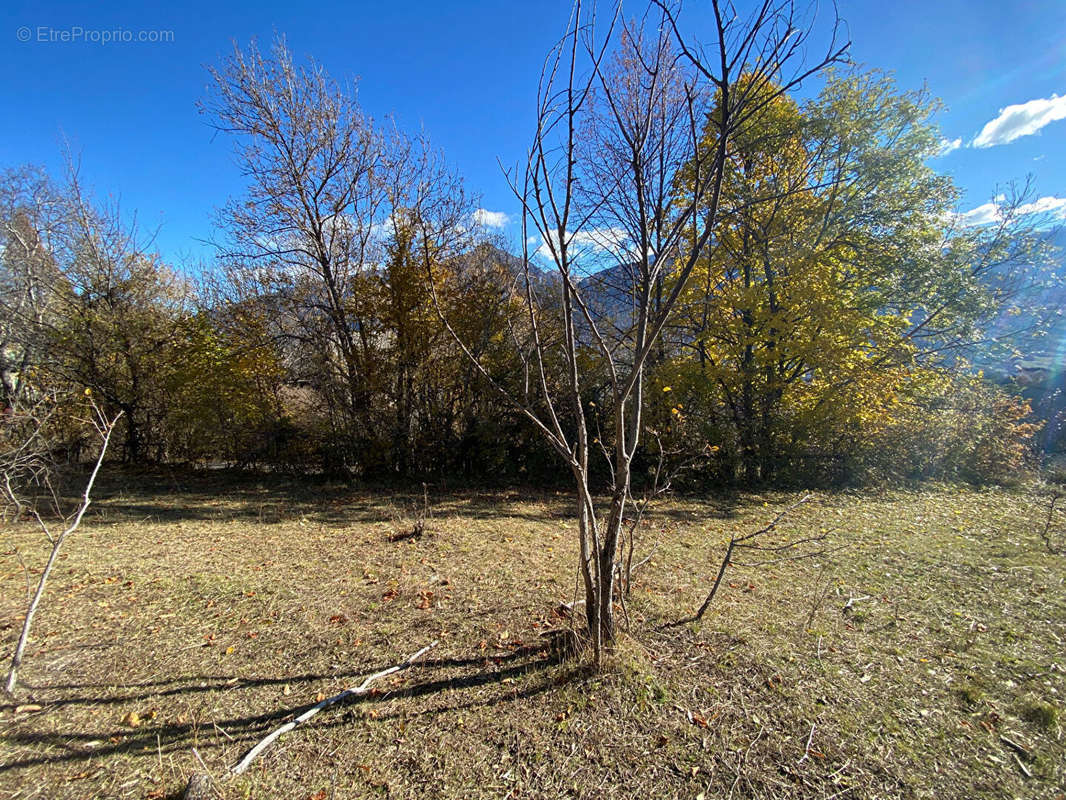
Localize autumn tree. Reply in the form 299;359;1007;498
45;177;188;462
209;40;471;474
660;70;1055;483
1;163;191;462
158;307;287;465
205;39;551;479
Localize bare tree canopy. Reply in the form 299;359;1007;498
427;0;849;660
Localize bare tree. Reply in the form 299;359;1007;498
431;0;846;663
205;39;487;474
2;398;120;694
205;38;386;463
0;167;67;416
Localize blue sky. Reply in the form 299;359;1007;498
2;0;1064;265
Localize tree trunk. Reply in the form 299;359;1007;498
123;412;142;463
580;482;628;657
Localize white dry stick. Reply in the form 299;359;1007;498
5;408;121;694
797;722;816;763
842;595;872;613
230;641;438;775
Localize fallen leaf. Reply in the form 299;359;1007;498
122;711;141;728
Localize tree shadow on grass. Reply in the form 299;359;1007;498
0;643;567;773
83;468;748;528
87;476;580;527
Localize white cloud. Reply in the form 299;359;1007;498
935;137;962;157
534;226;635;262
472;208;510;229
957;201;1003;227
957;194;1066;227
972;94;1066;148
1017;195;1066;217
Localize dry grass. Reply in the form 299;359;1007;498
1;472;1064;799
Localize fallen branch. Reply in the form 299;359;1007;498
1012;752;1032;779
680;495;827;624
797;722;816;764
230;641;438;775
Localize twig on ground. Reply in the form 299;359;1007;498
843;595;873;613
999;734;1032;761
797;722;816;763
230;640;438;775
1039;492;1062;554
1011;752;1032;779
679;495;832;624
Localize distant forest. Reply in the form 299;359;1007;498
2;48;1063;489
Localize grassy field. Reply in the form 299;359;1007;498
1;473;1064;799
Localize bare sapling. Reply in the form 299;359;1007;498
2;401;121;694
1039;492;1063;555
428;0;847;663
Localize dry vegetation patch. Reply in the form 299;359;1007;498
1;474;1063;798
